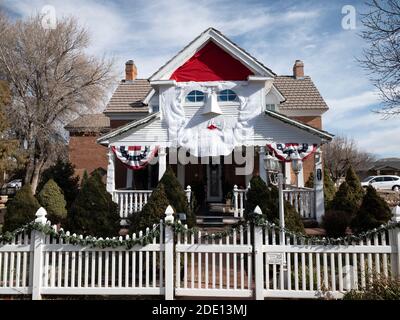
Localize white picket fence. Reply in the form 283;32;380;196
1;207;400;300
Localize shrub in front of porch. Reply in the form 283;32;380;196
351;185;392;233
129;183;170;233
245;176;304;233
159;166;196;227
345;166;364;205
37;158;79;209
67;171;120;236
3;184;40;232
322;210;350;237
304;165;336;208
37;179;67;225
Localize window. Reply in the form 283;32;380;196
384;177;395;181
218;89;237;102
374;177;385;182
186;90;205;102
266;104;277;111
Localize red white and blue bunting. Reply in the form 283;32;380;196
266;143;317;162
112;145;159;170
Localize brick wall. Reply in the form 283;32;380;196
110;120;131;129
68;133;108;179
291;116;322;129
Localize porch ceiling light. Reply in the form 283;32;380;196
291;152;303;174
264;153;280;172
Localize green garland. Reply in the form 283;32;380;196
168;215;400;246
1;216;400;248
0;222;160;249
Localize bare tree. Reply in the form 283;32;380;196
0;13;115;193
323;136;376;182
360;0;400;116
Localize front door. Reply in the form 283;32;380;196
207;163;223;202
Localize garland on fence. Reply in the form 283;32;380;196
0;222;161;249
1;216;400;248
167;215;400;246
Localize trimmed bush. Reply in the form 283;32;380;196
305;172;314;188
67;171;119;237
345;166;364;205
351;185;392;233
129;183;170;233
330;181;359;216
3;184;40;232
245;176;304;233
322;210;350;238
37;179;67;225
159;166;195;227
304;167;336;208
324;166;336;208
38;159;79;209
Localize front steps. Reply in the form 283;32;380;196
196;202;239;227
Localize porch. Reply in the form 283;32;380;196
105;146;324;226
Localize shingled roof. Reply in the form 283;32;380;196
274;76;328;110
65;114;110;133
103;79;152;114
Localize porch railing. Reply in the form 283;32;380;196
233;185;316;220
283;187;316;219
113;190;153;221
233;185;248;218
112;186;192;224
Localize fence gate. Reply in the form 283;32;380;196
174;222;253;298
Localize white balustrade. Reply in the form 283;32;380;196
283;187;316;219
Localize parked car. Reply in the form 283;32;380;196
4;179;22;189
361;175;400;191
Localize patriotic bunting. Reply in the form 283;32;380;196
112;145;159;170
266;143;317;162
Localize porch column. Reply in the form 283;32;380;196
158;146;167;181
177;162;185;187
106;146;115;197
314;148;325;223
284;162;291;185
297;165;304;188
258;146;267;184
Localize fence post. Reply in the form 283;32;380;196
390;205;400;278
164;205;175;300
253;205;264;300
31;207;47;300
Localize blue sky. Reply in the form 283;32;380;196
2;0;399;158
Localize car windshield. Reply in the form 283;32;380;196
362;176;375;182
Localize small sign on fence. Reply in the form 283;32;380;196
266;252;284;264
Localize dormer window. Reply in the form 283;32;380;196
266;103;277;111
218;89;237;102
186;90;205;102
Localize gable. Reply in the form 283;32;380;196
170;41;254;82
150;28;275;81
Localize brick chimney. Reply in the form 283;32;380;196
293;60;304;79
125;60;137;81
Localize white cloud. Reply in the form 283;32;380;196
324;90;381;122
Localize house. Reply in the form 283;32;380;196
360;158;400;179
65;28;333;223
